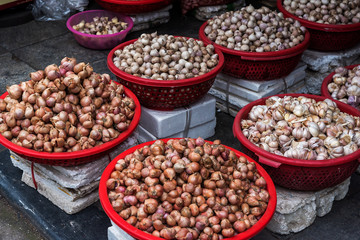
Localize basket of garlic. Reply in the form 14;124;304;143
199;5;310;80
233;93;360;191
321;64;360;111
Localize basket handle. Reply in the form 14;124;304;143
257;155;282;168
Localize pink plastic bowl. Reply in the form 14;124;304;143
66;10;133;50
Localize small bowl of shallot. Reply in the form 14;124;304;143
67;10;133;50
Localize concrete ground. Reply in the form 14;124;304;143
0;195;45;240
0;1;360;240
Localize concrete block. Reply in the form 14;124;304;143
11;155;99;201
302;43;360;73
10;133;138;189
139;94;216;138
137;118;216;143
266;201;317;235
22;172;99;215
267;178;351;235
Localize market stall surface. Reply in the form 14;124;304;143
0;3;360;240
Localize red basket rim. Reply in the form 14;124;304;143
107;37;225;87
96;0;169;6
233;93;360;167
198;21;310;61
0;81;141;160
99;138;277;240
321;64;360;98
277;0;360;32
66;10;134;39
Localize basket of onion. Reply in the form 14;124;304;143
107;32;224;110
199;5;310;81
0;57;141;166
278;0;360;51
99;137;276;240
321;64;360;112
233;93;360;191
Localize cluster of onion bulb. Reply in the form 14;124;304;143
0;57;136;153
107;137;270;240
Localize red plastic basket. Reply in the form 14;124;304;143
321;64;360;99
107;37;225;110
233;93;360;191
96;0;172;14
199;22;310;81
99;139;277;240
0;81;141;166
277;0;360;51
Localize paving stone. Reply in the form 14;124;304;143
302;43;360;73
305;70;330;95
139;94;216;138
91;58;117;81
0;20;68;51
0;46;9;56
22;172;99;214
0;53;36;95
357;166;360;174
137;118;216;143
267;178;351;235
12;33;108;70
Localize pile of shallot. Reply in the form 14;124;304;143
0;57;136;153
113;32;219;80
72;16;128;35
283;0;360;24
327;65;360;110
241;96;360;160
106;137;270;240
203;5;306;52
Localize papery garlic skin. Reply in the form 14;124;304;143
241;96;360;160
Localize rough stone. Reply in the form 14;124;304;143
267;201;317;235
22;172;99;214
10;133;138;189
302;43;360;73
267;178;351;235
304;70;330;95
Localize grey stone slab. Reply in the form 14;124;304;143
0;53;36;95
0;20;68;51
91;58;117;81
12;33;108;70
0;46;9;56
